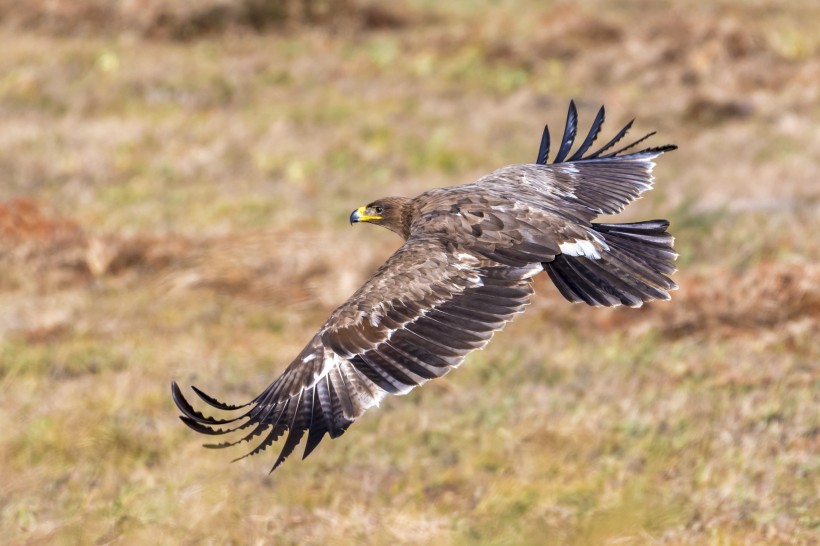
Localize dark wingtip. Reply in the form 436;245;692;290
204;421;268;450
567;104;606;162
613;143;679;160
171;381;200;421
603;130;657;158
302;427;326;460
179;415;226;435
231;424;284;464
192;385;250;411
553;100;579;163
172;381;245;426
270;450;289;474
540;101;629;165
171;380;181;398
203;440;238;449
536;124;551;165
587;117;635;159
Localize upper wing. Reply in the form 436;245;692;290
411;104;677;266
172;235;541;472
533;100;677;217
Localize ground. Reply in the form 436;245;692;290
0;0;818;544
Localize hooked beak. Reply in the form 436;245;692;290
349;206;363;225
349;205;381;225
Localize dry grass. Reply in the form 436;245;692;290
0;0;818;544
0;0;412;39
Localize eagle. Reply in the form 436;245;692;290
172;101;678;472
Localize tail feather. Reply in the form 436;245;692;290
548;256;644;307
545;220;677;308
594;220;678;275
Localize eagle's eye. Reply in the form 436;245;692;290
374;206;384;214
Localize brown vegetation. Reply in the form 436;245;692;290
0;0;411;39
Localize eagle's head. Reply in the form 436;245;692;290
350;197;414;240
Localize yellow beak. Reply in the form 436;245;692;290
349;206;382;224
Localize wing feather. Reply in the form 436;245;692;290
271;391;308;471
173;237;539;470
568;105;606;161
536;124;550;164
303;387;328;459
372;345;440;381
361;349;420;386
553;99;578;163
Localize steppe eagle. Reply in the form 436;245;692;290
172;101;678;472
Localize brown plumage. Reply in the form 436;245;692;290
172;101;678;472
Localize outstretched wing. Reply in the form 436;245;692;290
531;100;677;219
172;235;541;472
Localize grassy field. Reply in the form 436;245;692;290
0;0;818;544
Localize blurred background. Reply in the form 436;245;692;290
0;0;817;544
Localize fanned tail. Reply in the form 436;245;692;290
545;220;678;307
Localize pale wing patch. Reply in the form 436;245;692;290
338;358;389;414
520;263;545;279
559;239;604;259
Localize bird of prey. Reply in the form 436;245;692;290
172;101;678;473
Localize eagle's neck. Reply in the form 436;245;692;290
395;198;417;241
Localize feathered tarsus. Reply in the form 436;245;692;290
173;101;678;473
